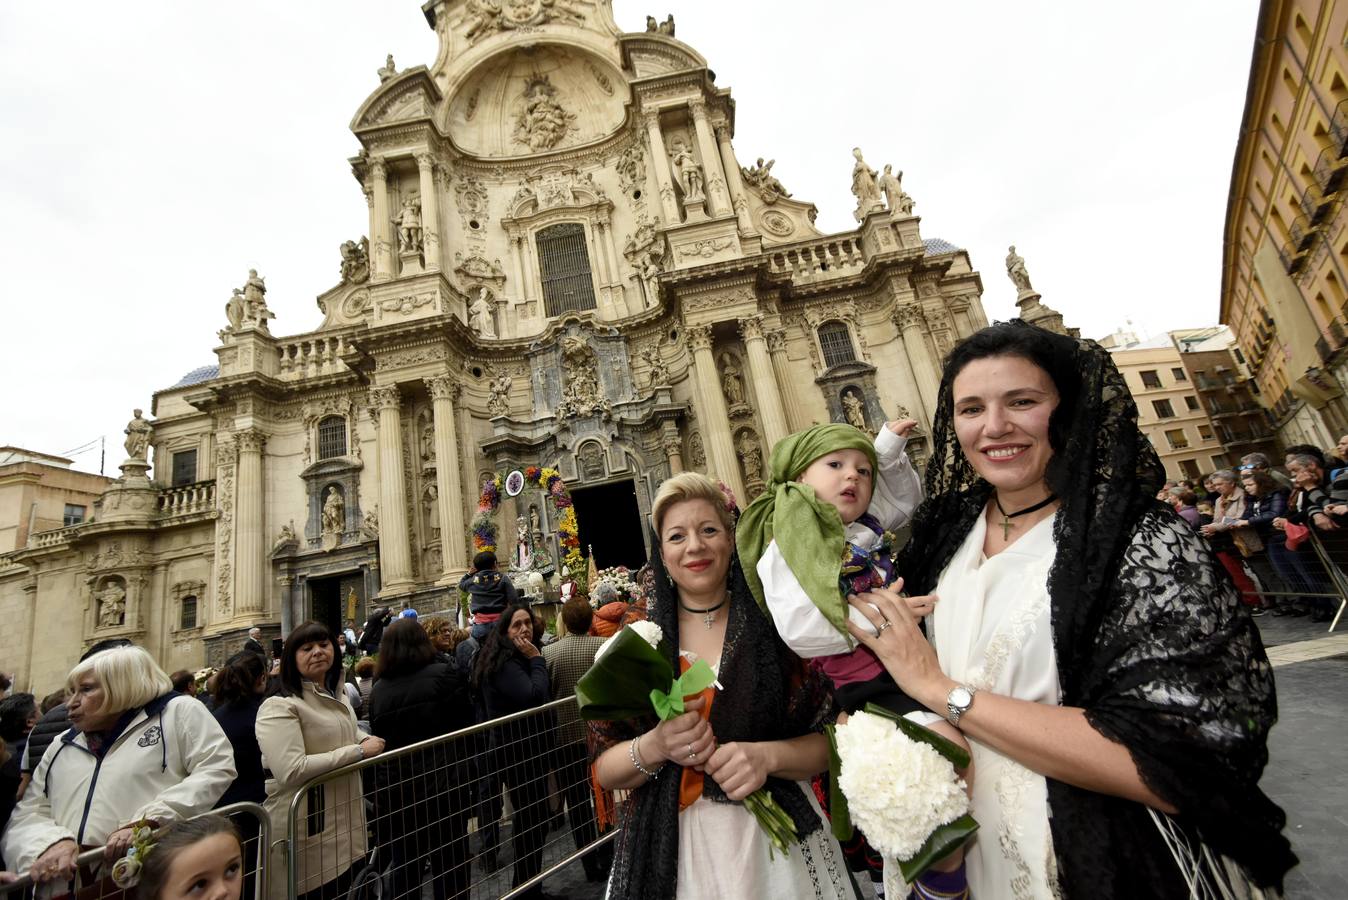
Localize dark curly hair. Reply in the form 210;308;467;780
470;604;533;691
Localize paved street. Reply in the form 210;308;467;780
541;612;1347;899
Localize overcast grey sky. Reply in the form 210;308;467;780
0;1;1259;474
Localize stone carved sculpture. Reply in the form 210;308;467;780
339;238;370;284
394;197;423;253
360;509;380;540
719;353;746;407
879;165;913;214
1006;245;1033;293
640;345;670;387
623;218;665;304
742;158;790;201
688;431;705;469
377;53;397;82
468;287;497;338
616;144;646;192
97;581;127;629
514;75;576;152
850;147;884;222
467;0;584;43
842;389;868;431
226;269;275;332
123;409;153;461
514;514;532;569
423;482;439;535
224;289;245;332
670;141;704;202
644;13;675;35
420;415;435;463
556;336;611;419
737;432;763;483
487;371;513;417
272;520;297;553
322;486;345;535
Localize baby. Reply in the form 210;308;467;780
738;421;970;888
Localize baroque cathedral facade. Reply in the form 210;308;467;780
0;0;989;688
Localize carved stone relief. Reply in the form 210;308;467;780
513;75;577;153
556;335;612;419
616;144;646;193
463;0;585;44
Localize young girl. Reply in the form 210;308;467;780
738;422;970;895
131;816;244;900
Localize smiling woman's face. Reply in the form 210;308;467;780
951;355;1060;495
659;498;732;599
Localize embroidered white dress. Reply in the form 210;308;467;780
927;512;1062;900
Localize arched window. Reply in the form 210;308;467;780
536;223;597;316
818;321;857;368
317;416;347;460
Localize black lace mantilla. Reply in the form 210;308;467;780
897;322;1295;898
589;537;836;900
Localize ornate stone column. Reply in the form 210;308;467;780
427;375;468;583
764;328;799;431
894;304;940;421
370;386;415;595
415;152;441;272
234;429;267;616
661;421;685;474
683;323;745;502
689;99;731;218
369;158;394;282
738;315;789;447
644;111;682;223
715;123;756;235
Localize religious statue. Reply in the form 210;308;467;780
616;145;645;192
529;504;543;545
669;141;704;202
515;515;532;570
719;353;745;406
423;483;439;535
1006;245;1034;293
322;486;344;535
360;509;380;540
377;53;397;82
123;409;153;461
468;287;497;338
842;390;868;431
646;13;675;34
640;345;670;387
97;582;126;629
394;197;423;253
850;147;884;221
742;158;790;200
514;75;575;152
420;417;435;463
272;520;297;553
487;371;513;417
879;165;913;214
737;433;763;483
339;238;370;284
556;335;611;418
236;269;275;330
224;288;245;332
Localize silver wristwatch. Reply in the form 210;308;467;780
946;684;977;726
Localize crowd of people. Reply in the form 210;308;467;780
0;320;1313;899
1160;441;1348;622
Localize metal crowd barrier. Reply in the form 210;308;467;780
284;695;616;900
0;801;269;900
1212;526;1347;633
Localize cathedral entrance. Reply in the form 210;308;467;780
306;572;365;635
571;479;648;571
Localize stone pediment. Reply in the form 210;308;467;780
619;35;707;78
505;164;609;219
749;195;824;245
352;68;443;132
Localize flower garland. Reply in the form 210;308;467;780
470;466;584;577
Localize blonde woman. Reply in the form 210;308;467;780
2;646;235;886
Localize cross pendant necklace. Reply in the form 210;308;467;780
679;595;729;629
993;493;1058;540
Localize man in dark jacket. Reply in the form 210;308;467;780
459;551;521;641
358;607;394;655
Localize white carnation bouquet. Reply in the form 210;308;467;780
828;706;978;882
590;566;641;606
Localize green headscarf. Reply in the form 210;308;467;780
736;423;878;639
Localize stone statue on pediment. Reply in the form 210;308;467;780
237;269;275;330
880;165;912;214
468;287;497;338
322;487;344;536
224;289;245;332
394;197;423;252
719;353;746;407
361;510;380;540
339;238;370;284
670;141;704;202
377;54;397;82
97;582;126;629
487;371;513;417
850;147;884;221
1007;245;1033;293
743;158;790;201
273;520;297;553
842;389;869;432
124;409;153;461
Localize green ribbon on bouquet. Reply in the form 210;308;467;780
649;658;717;720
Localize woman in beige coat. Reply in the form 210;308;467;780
256;622;384;900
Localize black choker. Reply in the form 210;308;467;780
679;596;728;629
993;494;1058;540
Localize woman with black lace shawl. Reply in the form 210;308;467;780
844;322;1294;898
590;473;855;900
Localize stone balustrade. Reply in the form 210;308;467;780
277;333;352;380
27;524;83;550
0;555;26;577
766;235;867;283
158;480;217;518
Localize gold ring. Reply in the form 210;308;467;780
877;620;892;633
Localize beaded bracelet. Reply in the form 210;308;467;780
629;734;662;779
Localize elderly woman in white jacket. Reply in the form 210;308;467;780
1;646;235;886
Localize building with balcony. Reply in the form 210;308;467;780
1172;327;1282;466
1221;0;1348;450
0;448;114;554
0;1;993;690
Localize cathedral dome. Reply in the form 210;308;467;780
445;44;627;159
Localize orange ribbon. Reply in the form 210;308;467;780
677;656;717;811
